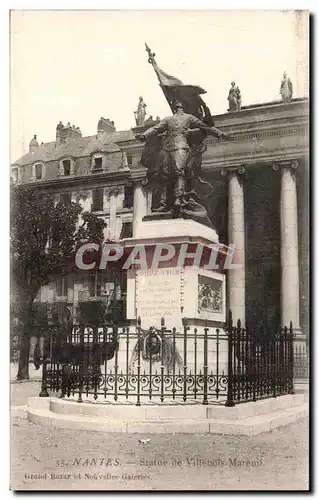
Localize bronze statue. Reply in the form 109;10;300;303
134;96;147;126
280;72;293;103
228;82;242;112
136;100;232;225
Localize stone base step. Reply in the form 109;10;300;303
27;392;307;420
24;395;308;436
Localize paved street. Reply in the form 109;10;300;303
10;381;309;491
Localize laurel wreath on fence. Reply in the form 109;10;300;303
129;327;183;373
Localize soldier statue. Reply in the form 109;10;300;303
136;100;231;219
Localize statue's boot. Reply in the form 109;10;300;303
153;187;168;212
173;177;185;215
154;203;167;213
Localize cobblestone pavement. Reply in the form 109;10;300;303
10;384;308;491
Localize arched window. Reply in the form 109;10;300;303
59;158;75;177
32;162;45;181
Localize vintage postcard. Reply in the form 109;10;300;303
10;9;309;491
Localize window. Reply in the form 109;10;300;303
62;159;71;176
56;276;68;297
60;192;72;204
93;157;103;171
89;273;102;297
92;187;104;211
120;221;133;239
123;185;133;209
35;164;42;180
127;154;132;167
11;167;19;184
32;162;45;181
59;158;74;177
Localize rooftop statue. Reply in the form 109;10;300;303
280;72;293;103
228;82;242;112
134;96;147;126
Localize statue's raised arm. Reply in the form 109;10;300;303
187;114;233;140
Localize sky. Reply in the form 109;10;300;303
9;9;308;162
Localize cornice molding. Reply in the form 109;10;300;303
205;123;308;146
118;123;308;159
21;169;131;189
202;149;307;171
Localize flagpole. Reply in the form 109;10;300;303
145;43;175;114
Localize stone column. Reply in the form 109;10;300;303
146;187;153;216
227;168;246;325
132;180;148;237
108;188;118;240
278;160;301;331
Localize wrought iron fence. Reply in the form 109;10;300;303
225;311;294;406
294;343;309;380
39;321;229;404
38;312;295;406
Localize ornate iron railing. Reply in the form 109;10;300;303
38;312;295;406
293;342;309;380
225;311;294;406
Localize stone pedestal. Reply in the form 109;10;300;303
122;218;229;376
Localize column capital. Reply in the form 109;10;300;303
107;187;119;198
76;190;90;201
130;166;148;181
272;160;299;171
131;178;149;188
220;165;246;177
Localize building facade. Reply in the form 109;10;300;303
11;100;309;345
